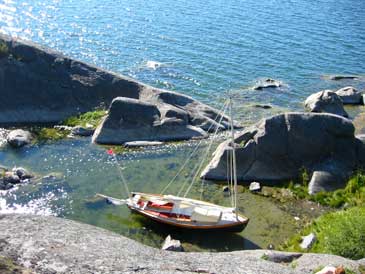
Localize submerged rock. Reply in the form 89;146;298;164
1;166;34;190
254;78;282;90
3;172;20;185
92;97;211;144
71;125;95;137
335;86;363;105
253;104;273;109
201;113;365;192
328;75;359;80
6;129;33;148
0;33;232;142
12;167;33;180
161;235;184;252
124;141;164;147
304;90;348;117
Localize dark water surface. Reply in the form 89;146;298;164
1;0;365;251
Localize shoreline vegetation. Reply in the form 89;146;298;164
31;109;107;142
276;171;365;259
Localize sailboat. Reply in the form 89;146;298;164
97;97;249;232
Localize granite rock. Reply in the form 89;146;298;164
304;90;348;117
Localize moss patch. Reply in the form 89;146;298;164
0;256;33;274
0;41;9;58
64;109;107;128
32;127;70;142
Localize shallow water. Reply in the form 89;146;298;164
0;138;299;251
0;0;365;251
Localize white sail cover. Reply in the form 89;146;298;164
191;207;222;223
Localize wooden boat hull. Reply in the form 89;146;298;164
127;203;249;233
127;193;249;232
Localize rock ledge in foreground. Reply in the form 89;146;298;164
0;214;363;274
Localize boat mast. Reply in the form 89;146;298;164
228;96;238;219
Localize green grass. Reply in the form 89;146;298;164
30;109;107;142
281;206;365;260
287;171;365;208
32;127;70;142
64;109;107;128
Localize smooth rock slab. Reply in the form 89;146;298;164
92;97;208;144
0;214;363;274
304;90;348;117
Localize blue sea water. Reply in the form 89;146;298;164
1;0;365;119
1;0;365;251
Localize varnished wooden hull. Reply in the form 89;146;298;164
128;205;249;233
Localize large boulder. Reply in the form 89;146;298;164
304;90;348;117
92;97;208;144
335;86;363;105
201;113;365;193
0;34;231;137
0;128;9;147
6;129;33;148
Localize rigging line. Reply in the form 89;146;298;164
161;98;230;195
226;148;233;207
112;153;130;196
183;103;229;198
177;100;230;197
230;146;234;207
178;100;230;197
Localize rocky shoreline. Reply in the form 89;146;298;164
1;34;365;273
0;34;231;144
0;214;364;274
